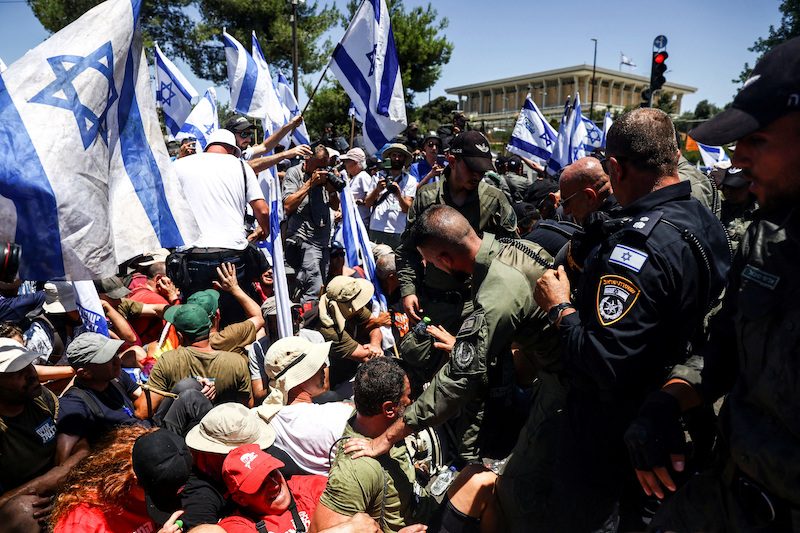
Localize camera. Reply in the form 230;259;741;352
323;167;347;192
0;242;21;283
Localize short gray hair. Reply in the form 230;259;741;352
606;108;679;177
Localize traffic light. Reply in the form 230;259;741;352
650;51;669;92
640;88;652;108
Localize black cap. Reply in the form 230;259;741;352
449;131;495;174
507;155;522;172
365;156;379;171
223;114;255;133
691;36;800;145
721;167;748;188
513;201;539;225
132;429;193;525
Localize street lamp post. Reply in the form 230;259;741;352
590;38;598;121
290;0;300;99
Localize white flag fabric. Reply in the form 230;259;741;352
547;97;572;175
259;170;293;338
73;280;110;335
223;29;272;120
506;94;557;166
251;32;288;136
176;87;218;150
0;0;199;280
602;111;613;148
153;42;198;138
329;0;407;155
275;70;310;146
620;52;636;67
697;142;731;168
547;93;589;175
581;115;603;150
0;57;6;73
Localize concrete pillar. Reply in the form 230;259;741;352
557;78;562;105
479;90;484;115
489;88;494;114
608;80;616;108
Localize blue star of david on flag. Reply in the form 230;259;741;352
539;129;554;148
28;42;118;149
586;126;601;143
203;123;215;135
158;81;176;106
366;45;377;77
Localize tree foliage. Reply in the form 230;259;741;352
736;0;800;84
346;0;453;102
411;96;457;133
26;0;341;85
301;79;351;140
692;99;721;120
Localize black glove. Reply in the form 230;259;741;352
624;390;685;470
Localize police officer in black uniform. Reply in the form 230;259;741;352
625;36;800;533
530;108;731;531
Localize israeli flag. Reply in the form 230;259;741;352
581;115;603;150
568;93;590;162
329;0;407;155
0;0;199;280
0;57;6;73
251;32;289;136
602;111;613;148
73;280;110;336
547;97;572;175
506;94;557;166
176;87;218;150
153;42;198;138
275;70;310;146
223;29;271;120
697;142;730;168
259;171;293;339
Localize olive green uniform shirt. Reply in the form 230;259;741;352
210;320;257;356
147;346;251;405
678;156;721;219
396;179;517;298
402;234;559;461
320;417;436;532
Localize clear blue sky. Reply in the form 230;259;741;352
0;0;783;114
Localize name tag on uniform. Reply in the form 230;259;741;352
609;244;648;273
742;265;780;290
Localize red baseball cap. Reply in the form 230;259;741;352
222;444;285;495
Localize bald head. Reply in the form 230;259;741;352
412;205;476;253
559;157;611;225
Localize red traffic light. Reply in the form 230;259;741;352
654;52;668;64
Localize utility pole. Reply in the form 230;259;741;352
590;38;598;121
290;0;300;99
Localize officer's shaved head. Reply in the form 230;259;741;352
606;108;679;177
412;205;476;253
560;157;608;191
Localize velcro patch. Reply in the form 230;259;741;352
742;265;780;290
451;312;485;375
596;275;641;326
609;244;648;273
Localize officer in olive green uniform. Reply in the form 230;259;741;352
677;154;722;218
482;170;513;202
627;38;800;532
718;166;758;251
404;206;556;464
503;155;533;202
396;131;517;380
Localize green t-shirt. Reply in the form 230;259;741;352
210;321;257;356
319;417;436;532
0;388;59;493
147;346;251;405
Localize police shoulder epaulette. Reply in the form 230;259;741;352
619;211;663;237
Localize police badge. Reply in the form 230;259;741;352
596;274;641;326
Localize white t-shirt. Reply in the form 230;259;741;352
349;170;377;224
369;172;417;235
174;152;264;250
270;402;354;476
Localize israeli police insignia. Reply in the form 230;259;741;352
596;275;641;326
451;312;484;374
453;341;477;370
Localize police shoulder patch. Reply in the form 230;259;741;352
596;274;641;326
452;312;484;374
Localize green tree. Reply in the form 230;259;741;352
302;79;350;140
654;92;676;115
346;0;453;102
412;96;457;133
26;0;340;85
736;0;800;84
692;99;721;120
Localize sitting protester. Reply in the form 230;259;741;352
57;333;150;455
254;336;353;476
304;276;382;392
0;322;76;387
219;444;328;533
0;339;89;533
180;403;293;530
312;358;503;533
144;303;252;417
50;425;155;532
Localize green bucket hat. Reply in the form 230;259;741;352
164;304;212;340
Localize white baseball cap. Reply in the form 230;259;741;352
0;338;39;373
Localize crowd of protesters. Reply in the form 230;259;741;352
0;36;798;533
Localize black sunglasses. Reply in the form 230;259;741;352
238;131;253;139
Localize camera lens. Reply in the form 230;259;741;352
0;242;21;283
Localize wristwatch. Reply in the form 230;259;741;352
547;302;574;326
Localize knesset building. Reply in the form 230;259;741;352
445;64;696;130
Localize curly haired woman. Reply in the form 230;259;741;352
50;425;167;532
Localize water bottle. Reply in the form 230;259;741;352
430;465;457;497
413;316;432;340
